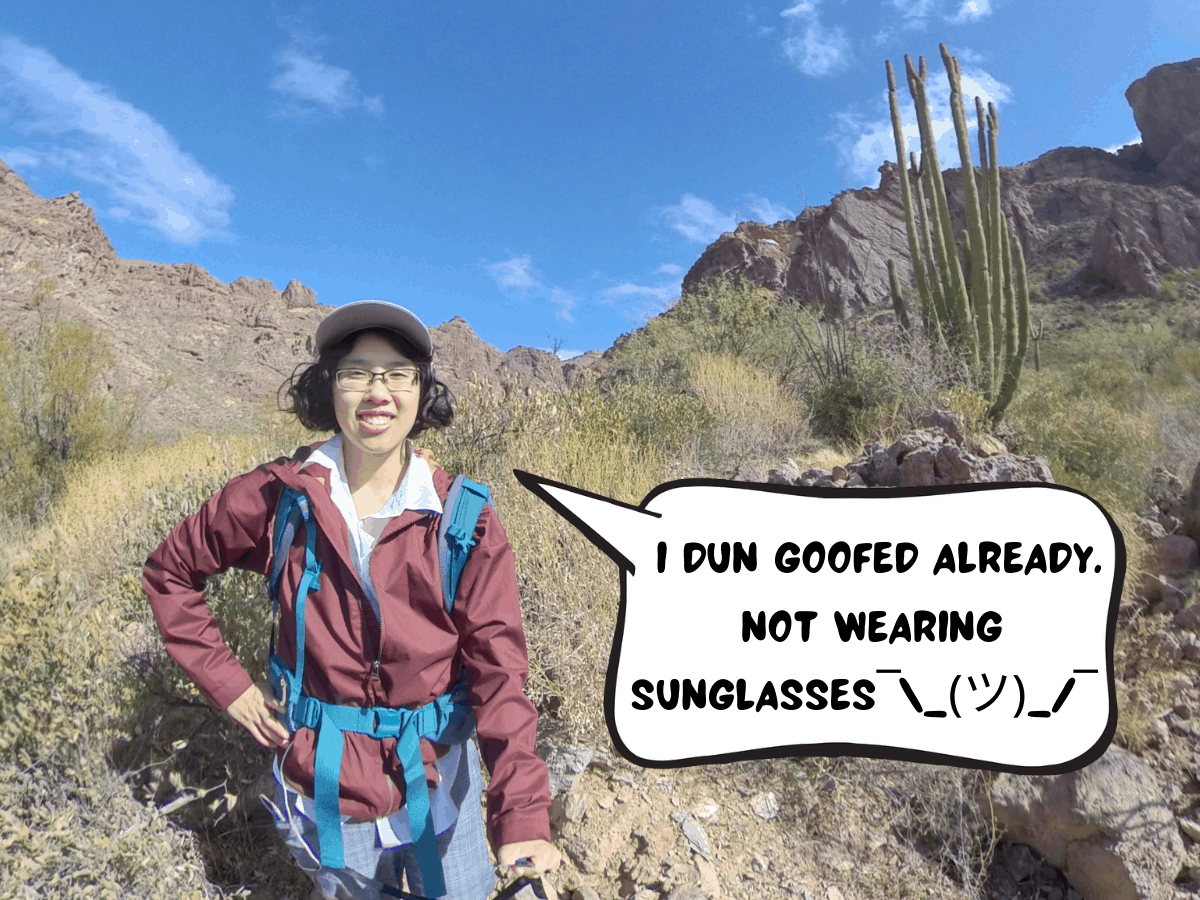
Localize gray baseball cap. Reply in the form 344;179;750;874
314;299;433;361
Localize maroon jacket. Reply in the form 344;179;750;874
143;447;551;848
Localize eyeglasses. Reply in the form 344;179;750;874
335;367;419;393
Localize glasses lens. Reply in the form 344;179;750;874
383;368;418;391
336;369;371;390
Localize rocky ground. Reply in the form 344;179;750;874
486;421;1200;900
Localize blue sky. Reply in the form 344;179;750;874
1;2;1196;358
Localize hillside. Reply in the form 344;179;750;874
681;59;1200;319
0;166;576;441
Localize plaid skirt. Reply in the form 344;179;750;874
262;739;495;900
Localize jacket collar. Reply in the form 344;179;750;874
261;441;456;581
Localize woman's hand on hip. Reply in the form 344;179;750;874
225;681;290;749
498;839;563;874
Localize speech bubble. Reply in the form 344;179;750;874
515;472;1123;774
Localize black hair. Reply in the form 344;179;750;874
279;328;454;436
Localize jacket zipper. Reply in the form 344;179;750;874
366;512;429;685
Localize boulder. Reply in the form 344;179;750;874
990;745;1186;900
1182;459;1200;546
1126;59;1200;186
845;427;1053;488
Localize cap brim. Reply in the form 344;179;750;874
314;299;433;361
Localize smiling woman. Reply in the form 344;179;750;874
142;299;560;900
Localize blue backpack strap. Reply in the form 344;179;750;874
437;475;491;616
267;487;321;731
268;476;484;894
300;678;475;893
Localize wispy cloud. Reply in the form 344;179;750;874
888;0;938;26
832;62;1013;185
1103;134;1141;154
271;29;383;117
600;280;680;322
949;0;992;23
744;194;795;224
488;254;542;292
548;288;578;322
655;263;685;277
780;1;852;77
486;254;577;322
655;192;795;245
0;34;233;244
656;194;739;244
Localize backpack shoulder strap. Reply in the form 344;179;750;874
267;486;321;702
437;475;492;616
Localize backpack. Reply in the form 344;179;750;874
266;473;492;899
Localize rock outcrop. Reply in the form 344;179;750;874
1126;59;1200;189
767;415;1053;489
990;745;1186;900
684;58;1200;312
0;160;571;441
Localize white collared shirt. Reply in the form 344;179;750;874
290;434;463;846
301;435;442;625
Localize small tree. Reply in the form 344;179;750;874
0;319;139;521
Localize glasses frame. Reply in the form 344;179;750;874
334;367;420;394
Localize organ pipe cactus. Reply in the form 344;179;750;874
886;43;1031;423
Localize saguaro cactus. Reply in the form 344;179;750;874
886;44;1031;423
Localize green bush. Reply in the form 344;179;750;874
0;319;140;522
607;276;802;388
1006;362;1160;511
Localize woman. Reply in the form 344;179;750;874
144;299;560;900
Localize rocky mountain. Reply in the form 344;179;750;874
3;58;1198;443
0;162;576;441
682;58;1200;315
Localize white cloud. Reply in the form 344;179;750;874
271;33;383;117
833;63;1013;185
599;280;681;322
780;1;851;77
548;288;577;323
655;192;794;245
486;254;576;321
656;194;739;244
488;254;542;293
1103;134;1141;154
655;262;685;277
888;0;938;26
950;0;992;22
0;34;233;244
744;193;795;223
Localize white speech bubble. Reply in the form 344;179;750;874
515;472;1122;774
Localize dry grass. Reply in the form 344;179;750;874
5;281;1198;899
687;352;810;479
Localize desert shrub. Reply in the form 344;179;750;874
0;428;327;899
607;276;802;388
802;355;899;448
0;757;217;900
686;352;808;478
1005;362;1160;512
0;318;140;523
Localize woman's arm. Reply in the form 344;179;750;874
452;502;554;852
142;467;280;712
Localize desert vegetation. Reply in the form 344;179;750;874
0;261;1198;898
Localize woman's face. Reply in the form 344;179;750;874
332;332;421;463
